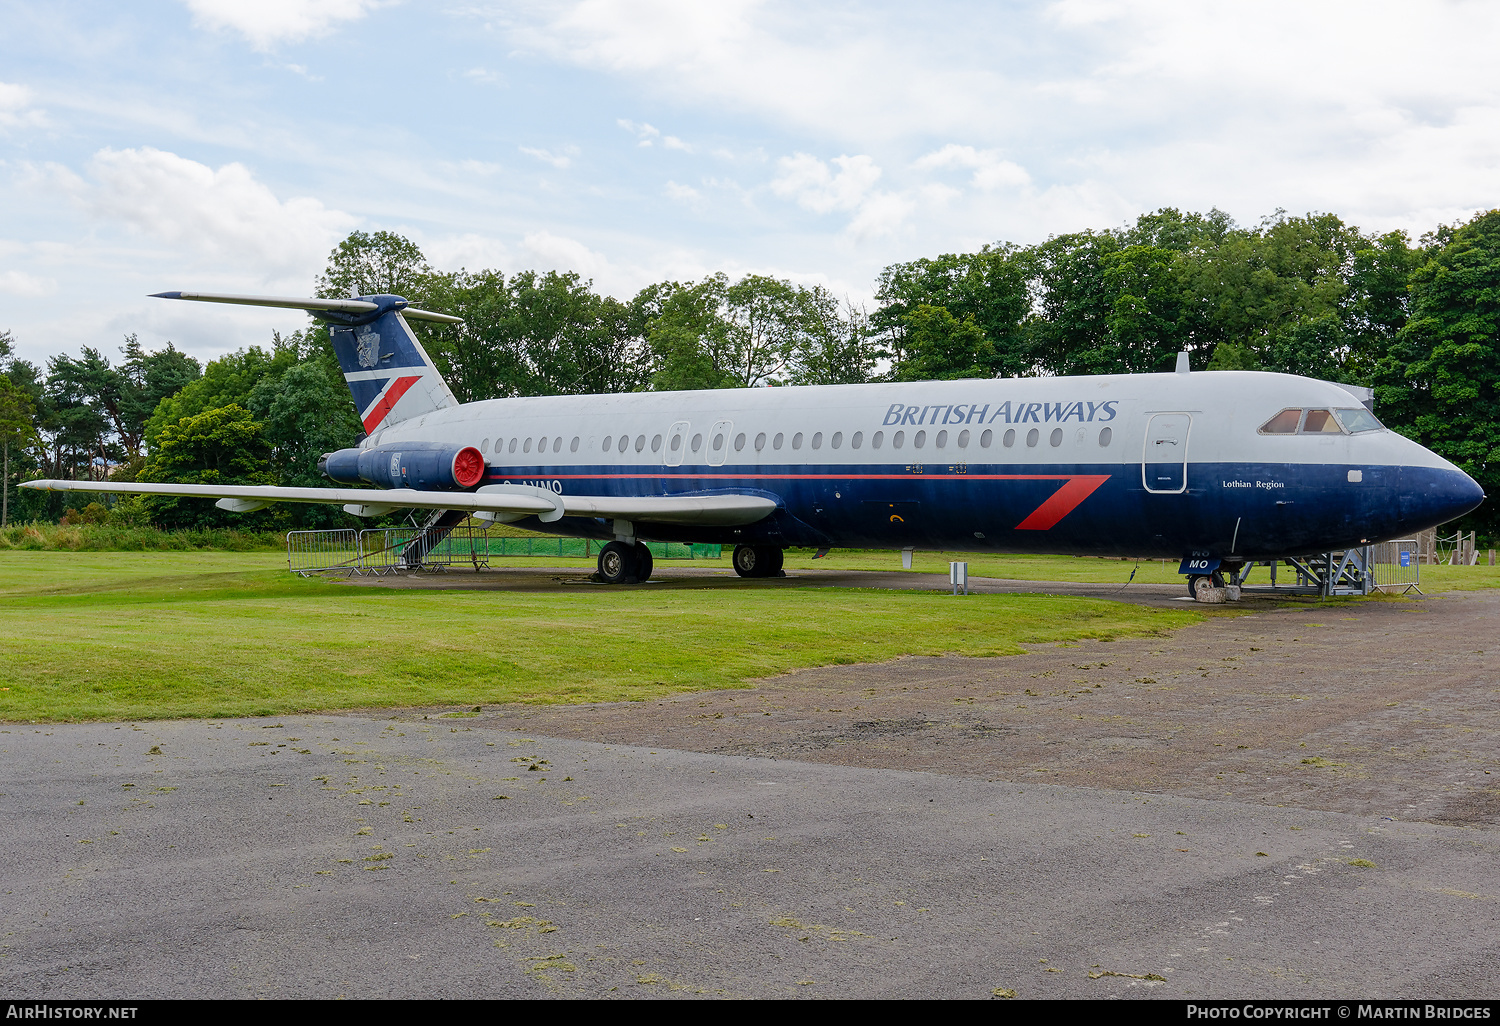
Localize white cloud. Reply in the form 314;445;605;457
0;269;57;297
182;0;389;50
617;119;661;147
422;233;512;273
519;145;576;169
664;181;700;203
771;153;881;215
0;81;46;129
521;231;612;282
58;147;356;277
463;67;504;86
913;145;1030;191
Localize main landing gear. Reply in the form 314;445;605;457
595;540;654;584
732;544;785;578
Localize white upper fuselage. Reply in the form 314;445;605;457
365;371;1453;477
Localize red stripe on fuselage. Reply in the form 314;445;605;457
361;376;422;434
1012;475;1110;530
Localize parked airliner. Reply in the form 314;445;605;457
24;292;1485;595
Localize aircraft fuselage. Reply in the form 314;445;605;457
361;370;1482;561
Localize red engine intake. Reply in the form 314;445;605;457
451;446;485;489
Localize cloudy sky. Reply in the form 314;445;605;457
2;0;1497;366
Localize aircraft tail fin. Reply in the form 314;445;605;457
152;291;461;435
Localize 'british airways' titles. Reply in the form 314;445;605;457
881;400;1119;427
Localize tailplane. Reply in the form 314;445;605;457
152;291;461;435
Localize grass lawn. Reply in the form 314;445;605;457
0;549;1201;723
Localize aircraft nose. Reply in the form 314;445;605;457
1399;466;1486;530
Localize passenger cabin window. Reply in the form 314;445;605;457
602;435;612;452
831;431;843;449
734;432;746;451
691;433;702;452
980;429;992;448
871;431;883;449
958;429;969;447
755;432;767;451
1003;429;1015;447
571;436;580;453
851;431;863;449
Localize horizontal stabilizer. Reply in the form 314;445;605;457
21;480;777;527
150;291;463;324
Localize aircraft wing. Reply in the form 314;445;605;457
20;479;777;527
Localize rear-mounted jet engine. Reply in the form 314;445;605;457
320;443;485;491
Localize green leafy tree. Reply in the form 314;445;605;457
1373;209;1500;532
0;377;38;527
246;361;360;528
873;245;1030;377
1022;230;1120;376
426;269;649;401
139;404;273;529
316;230;435;302
891;305;994;381
144;346;300;452
785;288;877;385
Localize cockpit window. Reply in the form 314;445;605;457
1301;409;1343;434
1259;409;1302;434
1333;407;1383;433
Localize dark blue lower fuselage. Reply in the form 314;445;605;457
481;460;1483;560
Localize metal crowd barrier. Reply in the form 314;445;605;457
1369;539;1422;594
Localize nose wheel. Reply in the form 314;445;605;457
596;540;655;584
1188;571;1227;601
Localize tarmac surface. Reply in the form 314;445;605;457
3;569;1498;1000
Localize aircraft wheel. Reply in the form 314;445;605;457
1190;575;1227;603
597;541;637;584
761;545;785;577
732;544;761;578
633;542;654;582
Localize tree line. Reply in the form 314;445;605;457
2;205;1496;534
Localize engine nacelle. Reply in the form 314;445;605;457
319;442;486;491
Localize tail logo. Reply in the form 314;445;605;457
356;328;380;369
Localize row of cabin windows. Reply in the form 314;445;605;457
476;425;1116;459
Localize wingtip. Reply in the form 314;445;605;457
150;291;184;300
